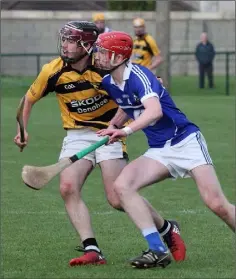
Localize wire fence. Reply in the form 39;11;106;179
1;51;235;95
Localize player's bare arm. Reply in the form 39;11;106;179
109;107;130;128
127;97;162;132
14;95;36;149
149;54;163;71
97;97;162;143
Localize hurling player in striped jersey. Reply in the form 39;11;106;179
14;22;186;267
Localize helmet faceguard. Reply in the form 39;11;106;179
94;46;119;70
58;21;99;64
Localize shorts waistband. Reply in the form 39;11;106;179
66;128;95;136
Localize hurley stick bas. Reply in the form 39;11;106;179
22;136;109;190
16;96;26;152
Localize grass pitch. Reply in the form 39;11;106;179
1;75;235;278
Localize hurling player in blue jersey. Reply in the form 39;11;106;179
95;31;235;269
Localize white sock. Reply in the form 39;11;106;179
84;245;100;253
142;227;158;237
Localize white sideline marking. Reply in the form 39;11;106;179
3;209;207;215
177;209;208;214
2;210;114;215
1;160;18;164
94;211;114;215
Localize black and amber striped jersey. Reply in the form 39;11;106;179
26;57;118;130
131;34;160;67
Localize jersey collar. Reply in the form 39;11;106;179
110;61;133;85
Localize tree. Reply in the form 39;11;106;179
107;1;155;11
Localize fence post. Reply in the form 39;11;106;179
36;55;40;75
225;52;230;96
155;0;171;88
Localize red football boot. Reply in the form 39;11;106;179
69;246;107;266
163;221;186;261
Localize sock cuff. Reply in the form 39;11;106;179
142;227;158;237
82;238;99;249
84;245;100;253
159;221;171;237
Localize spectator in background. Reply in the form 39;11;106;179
195;32;215;89
131;18;163;73
92;13;112;34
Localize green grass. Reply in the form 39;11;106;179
1;75;236;97
1;76;235;278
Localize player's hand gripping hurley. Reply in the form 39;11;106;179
22;136;109;190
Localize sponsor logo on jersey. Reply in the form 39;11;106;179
66;94;109;114
64;84;76;90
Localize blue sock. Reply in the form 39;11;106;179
142;227;167;253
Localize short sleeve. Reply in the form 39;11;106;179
132;65;163;103
100;76;112;97
146;35;160;56
26;64;55;102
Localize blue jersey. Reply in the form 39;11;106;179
102;63;199;148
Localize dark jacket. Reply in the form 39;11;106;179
195;41;215;65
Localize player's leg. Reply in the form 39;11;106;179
60;160;107;266
99;157;127;210
98;142;186;262
112;155;172;268
143;198;186;262
170;131;235;232
191;165;235;231
60;159;93;241
185;131;235;231
199;63;205;88
59;130;106;266
99;158;168;223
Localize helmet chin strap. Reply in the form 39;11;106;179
81;41;93;55
109;52;128;73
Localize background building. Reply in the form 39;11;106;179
1;0;199;11
200;1;235;13
1;0;235;77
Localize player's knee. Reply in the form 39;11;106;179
60;181;80;200
205;194;228;217
108;199;123;211
106;194;123;210
113;180;131;198
104;183;124;210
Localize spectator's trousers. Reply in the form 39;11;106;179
198;63;214;88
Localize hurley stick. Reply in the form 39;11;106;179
22;136;109;190
16;96;26;152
